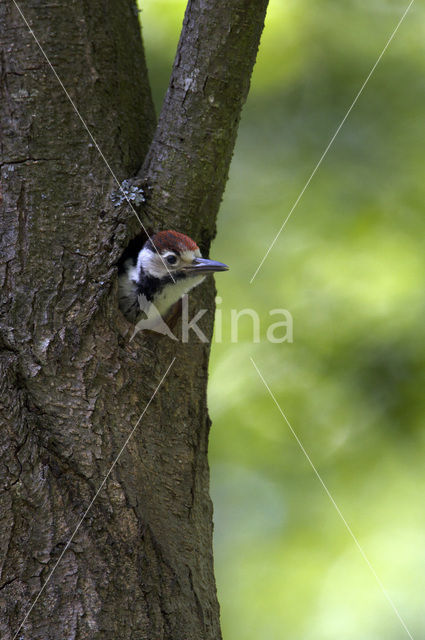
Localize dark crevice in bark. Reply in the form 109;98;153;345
0;576;19;592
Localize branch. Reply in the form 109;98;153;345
139;0;269;247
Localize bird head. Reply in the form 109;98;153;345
118;230;229;323
139;230;229;280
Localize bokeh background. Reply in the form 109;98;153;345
140;1;425;638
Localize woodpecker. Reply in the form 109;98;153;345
118;230;229;323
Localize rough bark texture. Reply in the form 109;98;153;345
0;1;268;639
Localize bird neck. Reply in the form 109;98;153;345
137;267;205;316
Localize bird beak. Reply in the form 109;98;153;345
186;257;229;273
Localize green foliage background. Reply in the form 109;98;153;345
140;1;425;637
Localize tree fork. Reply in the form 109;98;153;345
0;1;268;638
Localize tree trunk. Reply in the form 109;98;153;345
0;1;268;639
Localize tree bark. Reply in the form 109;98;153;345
0;1;268;639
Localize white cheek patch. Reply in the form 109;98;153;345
137;247;152;277
136;247;168;279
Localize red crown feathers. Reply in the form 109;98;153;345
151;230;199;254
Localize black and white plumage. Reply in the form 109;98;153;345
118;230;229;323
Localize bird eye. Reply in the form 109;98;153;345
166;254;177;265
